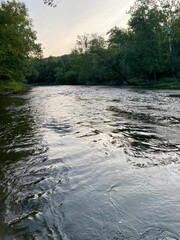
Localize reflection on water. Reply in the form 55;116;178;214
0;86;180;240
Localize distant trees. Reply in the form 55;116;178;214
0;0;42;90
28;0;180;87
1;0;178;89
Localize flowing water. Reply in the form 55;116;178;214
0;86;180;240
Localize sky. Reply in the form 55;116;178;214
24;0;135;57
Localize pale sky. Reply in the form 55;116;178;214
24;0;135;57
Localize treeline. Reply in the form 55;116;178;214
28;0;180;86
0;0;180;91
0;0;42;91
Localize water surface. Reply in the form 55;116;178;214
0;86;180;240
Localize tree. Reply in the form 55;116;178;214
107;27;134;83
129;0;180;77
172;17;180;75
73;34;106;84
161;0;180;76
0;0;42;89
129;5;165;81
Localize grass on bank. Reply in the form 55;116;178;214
129;77;180;89
150;78;180;89
0;80;26;93
1;77;180;93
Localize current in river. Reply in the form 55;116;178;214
0;86;180;240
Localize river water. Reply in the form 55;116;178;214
0;86;180;240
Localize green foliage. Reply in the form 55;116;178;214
27;0;180;88
0;80;26;92
151;78;180;89
0;0;42;92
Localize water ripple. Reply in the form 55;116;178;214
0;86;180;239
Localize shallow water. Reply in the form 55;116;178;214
0;86;180;240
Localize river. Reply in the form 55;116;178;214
0;86;180;240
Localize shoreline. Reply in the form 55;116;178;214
0;83;180;96
0;86;31;96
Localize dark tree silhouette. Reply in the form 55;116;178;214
43;0;58;7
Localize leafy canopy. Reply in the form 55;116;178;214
0;0;42;85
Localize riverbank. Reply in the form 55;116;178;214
1;78;180;95
149;78;180;89
29;78;180;90
128;77;180;90
0;81;28;96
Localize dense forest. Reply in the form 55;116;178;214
0;0;180;91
